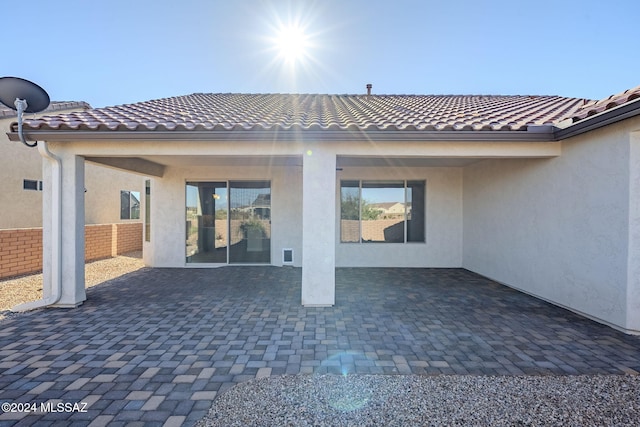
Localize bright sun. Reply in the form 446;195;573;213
274;25;309;63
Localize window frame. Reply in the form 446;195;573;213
120;190;141;220
340;180;425;244
185;180;272;264
23;179;43;191
144;180;151;242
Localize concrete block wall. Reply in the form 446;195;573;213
0;223;142;280
0;228;43;279
85;224;114;262
114;223;143;255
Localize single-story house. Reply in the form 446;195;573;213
7;85;640;334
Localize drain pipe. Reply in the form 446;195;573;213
12;141;62;311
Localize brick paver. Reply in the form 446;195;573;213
1;267;639;426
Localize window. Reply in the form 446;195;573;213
186;181;271;264
120;190;141;220
23;179;43;191
340;180;425;243
144;180;151;242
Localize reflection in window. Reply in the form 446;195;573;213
362;181;404;243
120;190;141;220
340;181;360;242
145;180;151;242
186;182;228;263
406;181;425;242
186;181;270;264
229;181;271;263
340;180;425;243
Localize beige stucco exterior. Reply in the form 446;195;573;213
336;166;462;268
1;113;50;229
0;108;143;229
15;113;640;333
463;116;640;334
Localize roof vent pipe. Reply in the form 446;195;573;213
366;84;372;96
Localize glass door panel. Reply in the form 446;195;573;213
186;182;228;263
229;181;271;263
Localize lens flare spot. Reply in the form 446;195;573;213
315;351;375;412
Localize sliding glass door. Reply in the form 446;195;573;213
229;181;271;263
186;182;228;263
186;181;270;264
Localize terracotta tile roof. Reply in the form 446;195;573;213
568;84;640;122
19;93;588;133
0;101;91;119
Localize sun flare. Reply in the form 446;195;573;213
274;25;309;63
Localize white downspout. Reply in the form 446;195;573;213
12;141;62;311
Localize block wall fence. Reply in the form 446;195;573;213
0;223;142;280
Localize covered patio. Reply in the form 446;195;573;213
1;267;639;425
9;91;640;333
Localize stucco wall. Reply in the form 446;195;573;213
1;114;143;229
145;163;463;269
0;116;46;229
84;162;145;225
336;166;463;267
145;164;303;268
463;117;640;333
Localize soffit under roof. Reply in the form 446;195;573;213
137;154;481;168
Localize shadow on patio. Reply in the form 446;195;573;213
1;267;639;425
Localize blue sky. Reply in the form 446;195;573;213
3;0;638;108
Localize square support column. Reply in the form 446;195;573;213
627;132;640;333
42;150;86;308
301;146;336;306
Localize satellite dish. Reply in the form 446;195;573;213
0;77;50;113
0;77;50;147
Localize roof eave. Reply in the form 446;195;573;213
6;129;558;143
554;97;640;140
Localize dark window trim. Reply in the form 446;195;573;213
340;179;426;244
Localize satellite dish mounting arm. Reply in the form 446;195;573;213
0;76;51;148
14;98;38;147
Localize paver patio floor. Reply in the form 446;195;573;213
1;267;639;426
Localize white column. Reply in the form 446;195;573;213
45;151;86;308
301;145;336;306
41;155;55;301
627;132;640;333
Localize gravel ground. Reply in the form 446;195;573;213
0;251;144;320
197;374;640;427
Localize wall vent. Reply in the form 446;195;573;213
283;248;294;264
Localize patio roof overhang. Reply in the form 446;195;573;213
7;125;564;177
7;127;558;143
